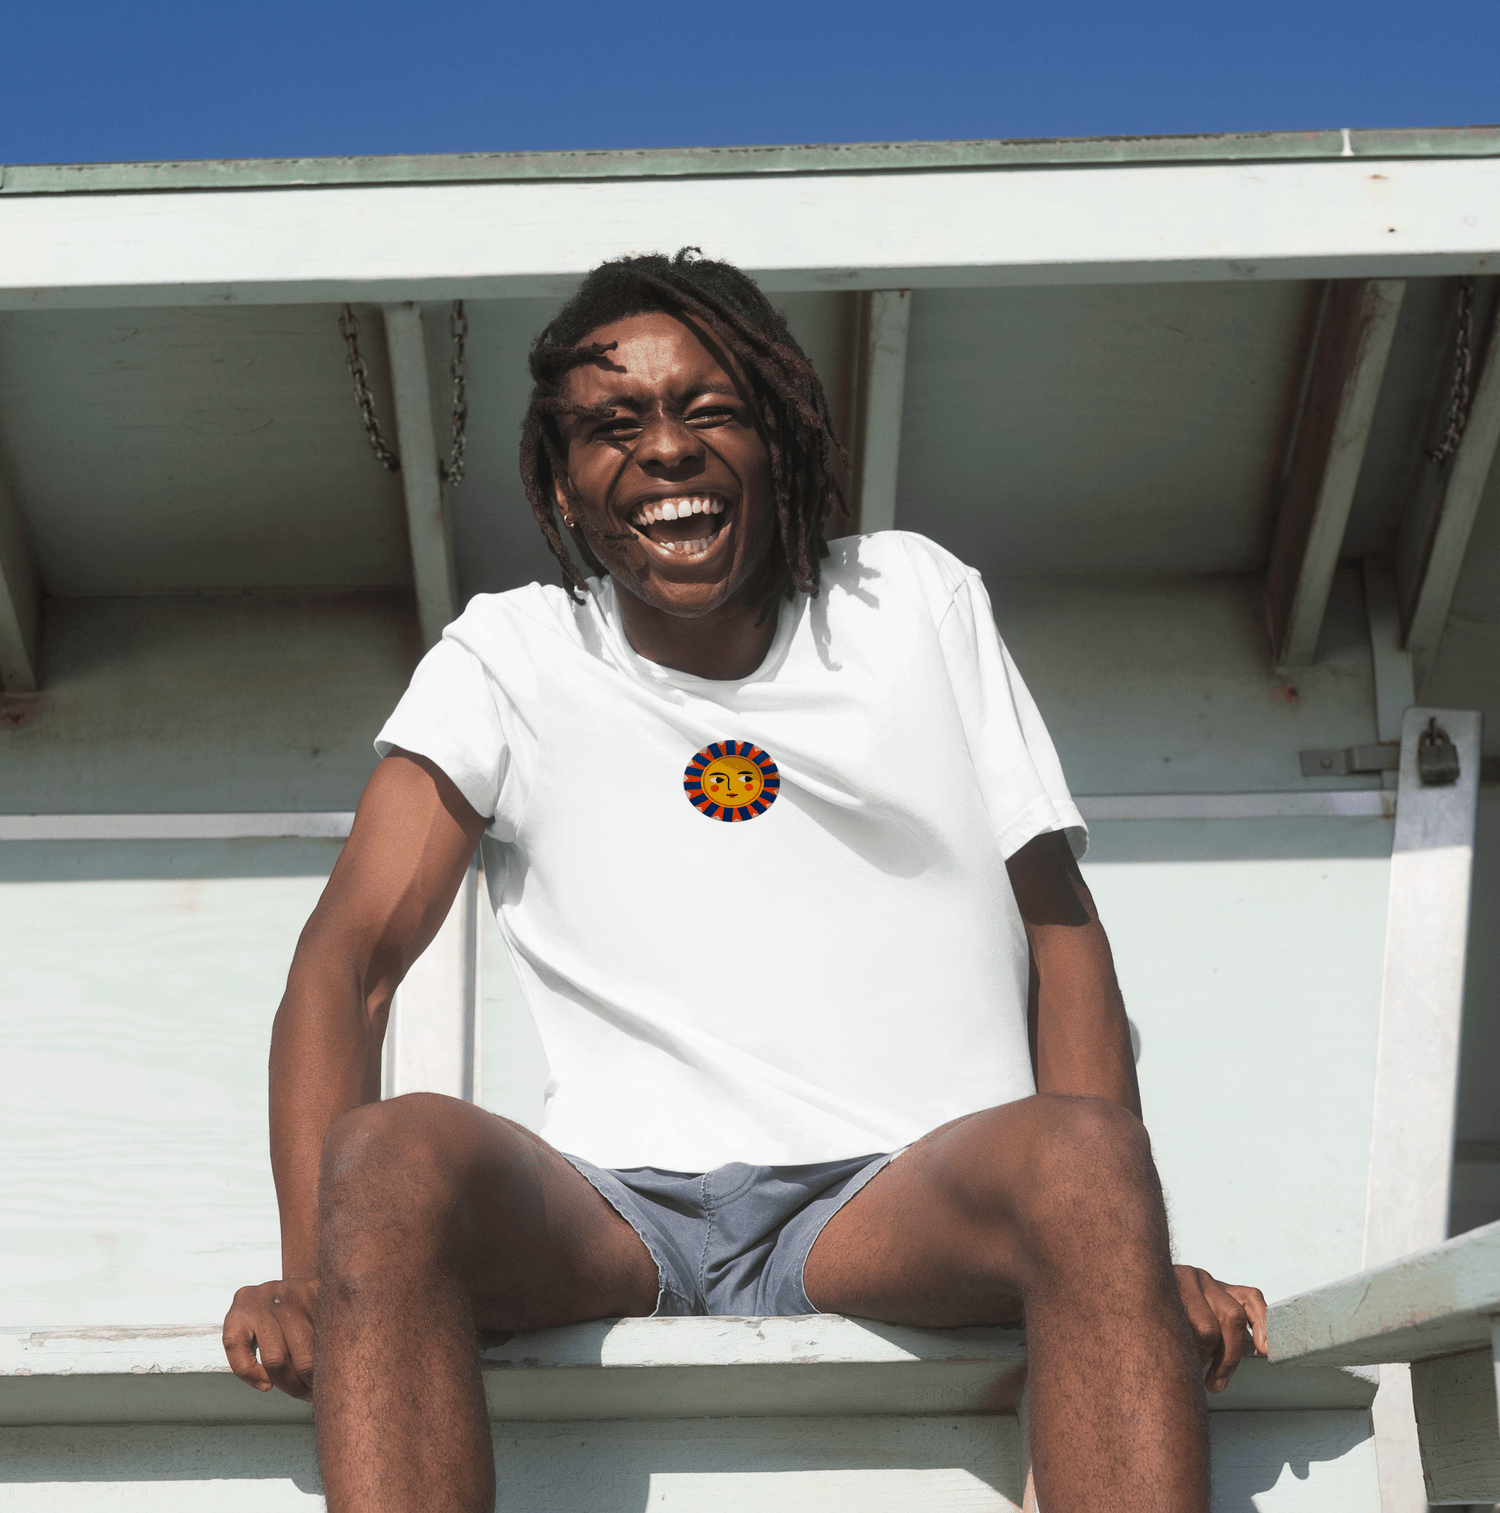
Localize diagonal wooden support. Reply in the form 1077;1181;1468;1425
848;290;910;534
1266;280;1405;668
1401;289;1500;690
0;442;39;692
1361;704;1483;1513
381;301;458;651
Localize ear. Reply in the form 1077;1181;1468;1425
552;475;573;527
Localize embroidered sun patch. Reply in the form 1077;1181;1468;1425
684;742;780;822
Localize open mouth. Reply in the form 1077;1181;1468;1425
627;495;730;560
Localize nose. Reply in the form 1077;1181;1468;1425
636;411;704;474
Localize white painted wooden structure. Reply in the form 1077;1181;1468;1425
3;127;1500;1509
1272;1219;1500;1505
0;1315;1384;1510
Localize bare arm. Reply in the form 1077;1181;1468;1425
1005;829;1138;1114
224;749;487;1393
1005;829;1267;1385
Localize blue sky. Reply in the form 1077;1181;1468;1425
6;0;1498;165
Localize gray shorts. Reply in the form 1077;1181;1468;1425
563;1150;898;1316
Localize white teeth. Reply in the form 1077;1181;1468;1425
629;496;728;527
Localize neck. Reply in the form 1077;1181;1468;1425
615;585;780;681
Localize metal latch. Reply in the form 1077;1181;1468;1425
1417;717;1461;787
1300;743;1400;778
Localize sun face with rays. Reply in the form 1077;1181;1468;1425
683;742;780;823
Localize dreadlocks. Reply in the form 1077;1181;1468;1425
519;248;847;605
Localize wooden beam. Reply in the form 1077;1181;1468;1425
1362;555;1415;791
381;302;456;650
847;290;911;533
0;445;39;692
1365;706;1483;1271
3;157;1499;311
1360;704;1483;1513
1265;280;1404;667
1402;294;1500;689
1270;1219;1500;1370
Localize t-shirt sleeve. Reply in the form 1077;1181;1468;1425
374;636;518;839
938;571;1088;860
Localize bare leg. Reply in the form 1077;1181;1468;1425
314;1093;657;1513
804;1094;1208;1513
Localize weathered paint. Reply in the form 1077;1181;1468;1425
0;842;338;1326
1268;1218;1500;1369
0;1411;1383;1510
0;594;418;813
3;158;1499;314
5;123;1499;198
0;307;411;596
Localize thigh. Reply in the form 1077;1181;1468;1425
327;1092;659;1333
803;1097;1107;1327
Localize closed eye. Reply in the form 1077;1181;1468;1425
686;405;738;428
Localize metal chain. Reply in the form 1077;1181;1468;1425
440;300;468;488
1426;276;1476;468
339;305;402;473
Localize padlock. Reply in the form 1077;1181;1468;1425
1417;717;1461;787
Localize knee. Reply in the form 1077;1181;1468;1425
1016;1095;1163;1252
318;1093;473;1252
1030;1093;1153;1177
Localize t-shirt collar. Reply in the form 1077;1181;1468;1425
590;576;804;691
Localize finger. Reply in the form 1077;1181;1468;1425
1205;1293;1249;1393
1228;1285;1269;1357
255;1315;313;1402
1174;1269;1221;1369
223;1302;273;1393
278;1303;318;1391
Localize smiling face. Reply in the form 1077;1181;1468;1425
553;313;777;625
700;754;765;807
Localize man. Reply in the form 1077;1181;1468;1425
224;250;1266;1513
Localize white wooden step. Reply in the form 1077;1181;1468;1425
0;1315;1382;1511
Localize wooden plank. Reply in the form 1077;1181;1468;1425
0;1315;1372;1427
0;860;336;1329
1268;1220;1500;1370
12;127;1500;198
0;1413;1382;1510
1403;294;1500;688
0;1418;1022;1512
1411;1344;1500;1503
1075;792;1393;821
1363;708;1484;1272
0;813;355;841
0;441;39;692
1361;556;1415;791
848;290;910;533
381;302;456;650
1266;281;1405;667
2;158;1499;312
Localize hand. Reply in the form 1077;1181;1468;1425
223;1278;320;1399
1173;1265;1267;1393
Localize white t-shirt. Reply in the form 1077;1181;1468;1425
376;531;1086;1171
